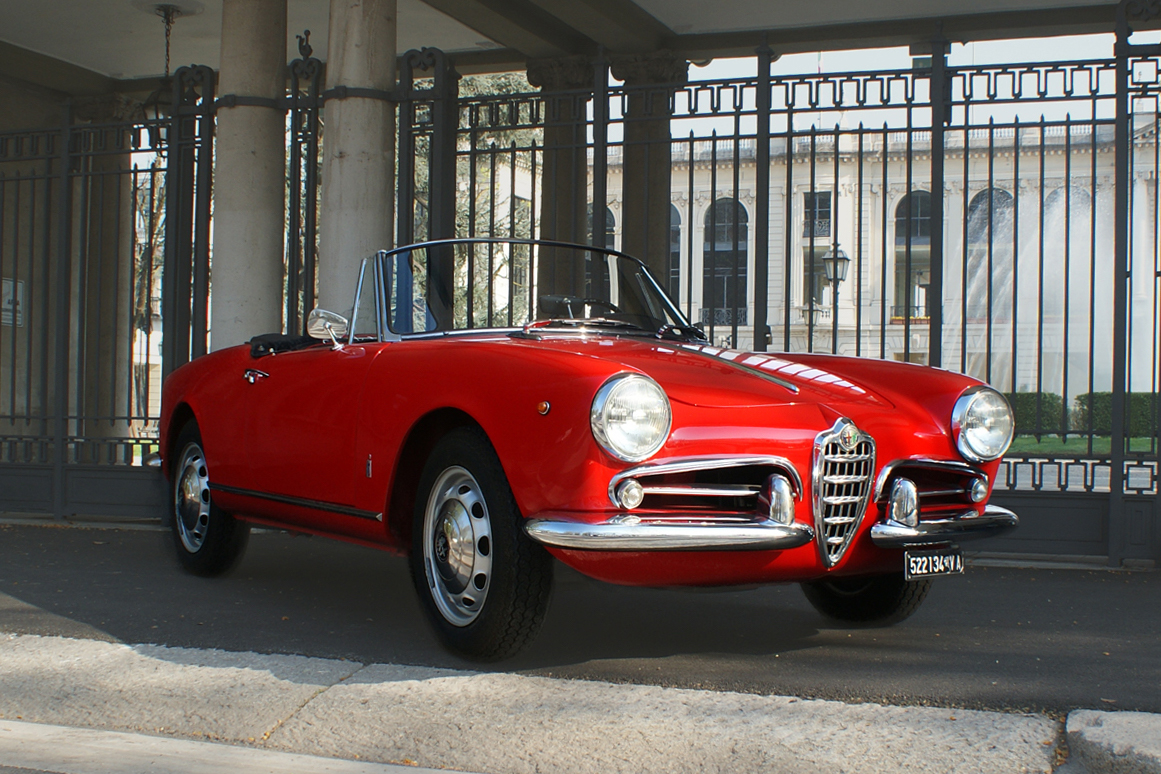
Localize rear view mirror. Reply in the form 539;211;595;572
307;308;349;347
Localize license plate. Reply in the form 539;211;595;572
904;548;964;580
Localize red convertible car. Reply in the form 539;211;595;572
160;239;1017;659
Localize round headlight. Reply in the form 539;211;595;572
591;374;672;462
952;387;1014;462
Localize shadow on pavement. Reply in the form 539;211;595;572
0;522;1157;715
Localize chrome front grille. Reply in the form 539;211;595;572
873;459;987;518
608;456;802;516
813;420;875;565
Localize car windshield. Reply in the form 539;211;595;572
368;239;697;339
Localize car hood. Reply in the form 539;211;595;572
512;335;896;409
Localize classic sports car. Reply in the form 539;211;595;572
159;238;1017;660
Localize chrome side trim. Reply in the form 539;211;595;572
872;457;984;502
524;513;814;552
209;483;383;522
869;504;1019;548
607;455;803;508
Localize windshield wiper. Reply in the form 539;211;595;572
547;317;646;331
512;317;651;338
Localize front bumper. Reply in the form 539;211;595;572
523;513;814;552
869;504;1018;548
525;503;1017;554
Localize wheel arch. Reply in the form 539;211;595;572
164;402;197;479
386;407;484;550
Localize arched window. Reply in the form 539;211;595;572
702;199;748;325
893;191;932;320
585;205;616;297
669;204;682;300
965;189;1014;322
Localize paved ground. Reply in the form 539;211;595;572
0;718;453;774
0;633;1062;774
0;522;1157;717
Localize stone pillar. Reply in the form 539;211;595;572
610;52;688;281
316;0;397;317
210;0;287;350
526;56;592;296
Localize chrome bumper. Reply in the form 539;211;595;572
524;513;815;552
869;504;1018;548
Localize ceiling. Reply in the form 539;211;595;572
0;0;1129;93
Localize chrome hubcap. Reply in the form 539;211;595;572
422;466;492;626
174;441;211;553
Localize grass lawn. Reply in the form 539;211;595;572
1007;436;1159;455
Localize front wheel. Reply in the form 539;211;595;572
801;572;930;625
409;427;553;660
167;421;250;577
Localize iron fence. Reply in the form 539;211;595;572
408;17;1158;563
1;4;1159;560
0;116;171;517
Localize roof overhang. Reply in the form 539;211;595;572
0;0;1146;96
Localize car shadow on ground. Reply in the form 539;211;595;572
3;523;1159;715
0;524;829;668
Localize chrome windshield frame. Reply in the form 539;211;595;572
356;237;696;342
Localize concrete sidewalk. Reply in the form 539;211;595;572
0;719;459;774
0;632;1085;773
0;632;1158;773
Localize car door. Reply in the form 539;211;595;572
239;342;381;531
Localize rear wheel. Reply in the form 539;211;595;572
409;427;553;660
801;572;930;625
167;421;250;577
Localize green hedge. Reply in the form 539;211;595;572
1073;392;1161;437
1003;392;1066;435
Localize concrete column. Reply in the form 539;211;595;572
610;52;688;281
210;0;287;350
526;56;592;296
316;0;397;317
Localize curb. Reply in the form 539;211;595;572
0;718;463;774
0;634;1060;774
1067;711;1161;774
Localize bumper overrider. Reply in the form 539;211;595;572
522;453;1019;553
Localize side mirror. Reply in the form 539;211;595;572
307;308;349;348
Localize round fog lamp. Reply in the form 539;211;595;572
616;479;645;510
889;478;920;528
971;477;989;503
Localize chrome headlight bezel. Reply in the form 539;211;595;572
590;373;672;463
951;386;1015;463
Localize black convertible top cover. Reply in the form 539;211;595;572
248;333;320;358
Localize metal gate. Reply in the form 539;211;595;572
4;4;1160;563
433;2;1161;566
0;115;168;519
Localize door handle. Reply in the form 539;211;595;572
243;369;269;384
